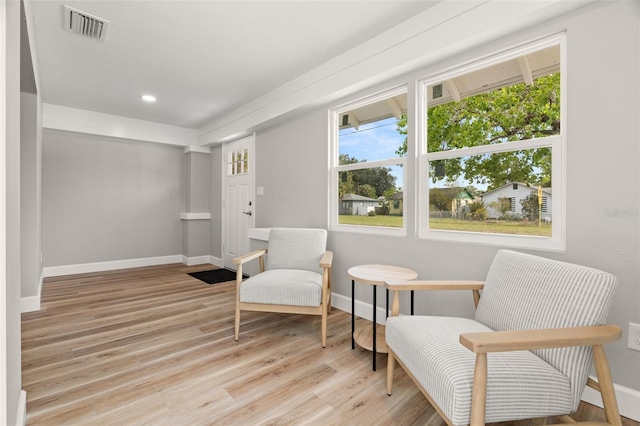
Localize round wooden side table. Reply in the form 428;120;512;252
348;264;417;371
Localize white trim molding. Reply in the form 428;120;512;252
247;228;271;241
180;212;211;220
15;390;26;426
43;103;197;147
43;255;184;278
208;256;222;267
330;292;389;326
582;378;640;422
20;271;44;313
181;255;212;266
184;145;211;154
43;255;226;278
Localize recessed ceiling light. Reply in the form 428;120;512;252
141;94;156;103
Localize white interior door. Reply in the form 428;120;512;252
222;135;255;269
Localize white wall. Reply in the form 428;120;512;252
255;108;328;229
2;0;23;423
252;1;640;395
209;145;223;259
20;92;42;309
42;130;186;267
182;151;211;260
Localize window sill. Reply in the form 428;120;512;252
421;229;565;252
330;224;407;237
248;228;271;241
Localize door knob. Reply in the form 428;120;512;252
242;211;252;216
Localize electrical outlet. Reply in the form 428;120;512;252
628;322;640;352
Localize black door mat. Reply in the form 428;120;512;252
188;268;248;285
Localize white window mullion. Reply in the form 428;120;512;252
424;135;559;160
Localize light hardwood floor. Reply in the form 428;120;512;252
21;263;638;426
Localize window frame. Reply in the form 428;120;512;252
329;85;408;236
417;35;566;251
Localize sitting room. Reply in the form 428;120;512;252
2;1;639;424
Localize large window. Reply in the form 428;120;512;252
419;37;564;249
329;87;407;234
328;36;565;249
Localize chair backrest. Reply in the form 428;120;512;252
265;228;327;274
475;250;618;409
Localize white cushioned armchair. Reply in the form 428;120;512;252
385;250;622;426
232;228;333;347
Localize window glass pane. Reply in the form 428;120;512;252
227;148;249;176
427;46;560;153
227;152;234;176
339;94;407;162
338;164;404;228
428;148;551;237
335;90;407;231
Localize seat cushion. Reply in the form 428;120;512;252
386;316;573;426
239;269;323;307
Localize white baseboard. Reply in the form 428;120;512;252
333;292;640;422
181;255;211;266
42;254;227;278
208;255;222;267
181;255;222;267
43;255;183;277
15;390;26;426
20;271;44;313
582;378;640;422
331;292;391;325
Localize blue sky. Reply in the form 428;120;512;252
339;116;405;189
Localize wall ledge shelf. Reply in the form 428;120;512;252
180;212;211;220
248;228;271;241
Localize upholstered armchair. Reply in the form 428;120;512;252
232;228;333;347
385;250;622;426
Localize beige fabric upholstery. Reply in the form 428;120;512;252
233;228;332;347
240;269;322;307
385;250;619;425
265;228;327;273
386;316;573;425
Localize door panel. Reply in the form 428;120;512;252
222;135;255;268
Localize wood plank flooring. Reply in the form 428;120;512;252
21;263;638;425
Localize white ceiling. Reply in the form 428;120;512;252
28;1;440;129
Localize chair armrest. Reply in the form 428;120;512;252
320;250;333;269
232;249;267;265
386;281;485;315
460;325;622;353
385;280;484;291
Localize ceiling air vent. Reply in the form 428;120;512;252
64;5;109;42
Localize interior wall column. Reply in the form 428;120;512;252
181;146;211;266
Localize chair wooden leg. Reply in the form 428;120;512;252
387;350;396;395
321;309;327;348
470;353;488;426
558;414;577;423
235;268;242;341
234;303;240;341
592;344;622;426
327;276;332;313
